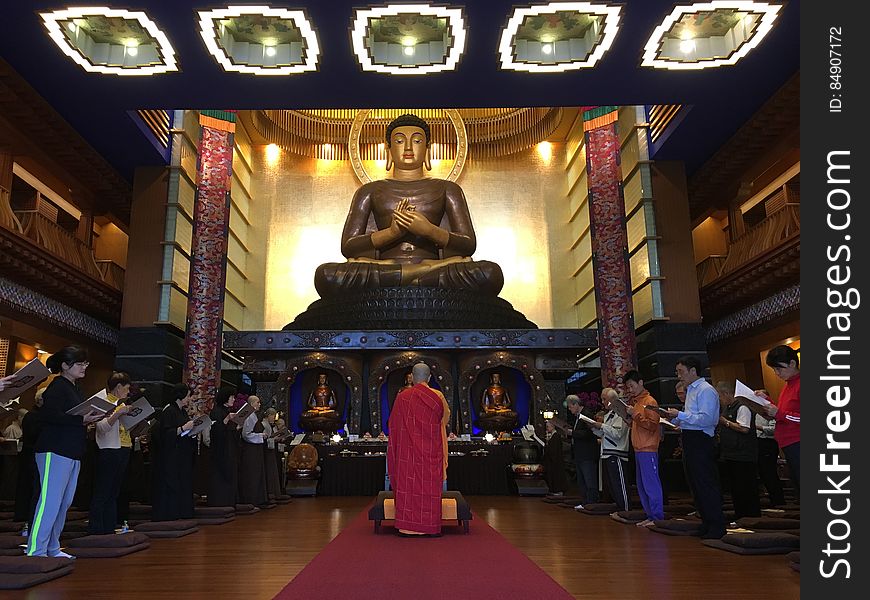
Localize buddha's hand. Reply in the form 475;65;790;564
387;198;412;237
394;205;446;243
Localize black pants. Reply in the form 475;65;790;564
757;438;785;506
13;451;40;524
681;430;725;536
723;459;760;519
782;441;800;496
88;447;130;534
602;456;629;511
573;457;599;503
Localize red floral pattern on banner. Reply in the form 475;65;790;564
184;125;234;412
585;123;637;387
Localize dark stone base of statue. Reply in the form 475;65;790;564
477;411;519;433
299;412;342;434
285;287;537;330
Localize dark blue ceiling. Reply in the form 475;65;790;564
0;0;799;181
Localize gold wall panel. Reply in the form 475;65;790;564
254;145;561;329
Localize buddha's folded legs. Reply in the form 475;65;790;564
314;260;504;297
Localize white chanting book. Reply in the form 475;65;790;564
735;379;771;406
0;358;51;403
66;389;116;416
181;415;213;437
118;398;156;430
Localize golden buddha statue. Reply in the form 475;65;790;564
300;373;341;433
401;372;414;389
478;372;518;433
314;114;504;298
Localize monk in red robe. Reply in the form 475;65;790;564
387;362;450;536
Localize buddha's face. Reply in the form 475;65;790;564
388;125;427;170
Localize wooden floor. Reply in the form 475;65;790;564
15;497;799;599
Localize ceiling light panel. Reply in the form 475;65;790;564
198;5;320;75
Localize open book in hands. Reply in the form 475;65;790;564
0;358;50;404
66;389;116;417
181;415;213;437
228;402;255;425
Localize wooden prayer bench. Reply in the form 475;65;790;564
369;491;472;534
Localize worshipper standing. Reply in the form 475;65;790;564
208;387;239;507
238;395;268;506
753;389;785;507
387;362;450;537
624;372;664;526
716;381;760;519
88;372;133;534
666;356;726;539
152;383;196;521
15;390;43;534
542;420;568;495
763;346;800;496
2;407;26;440
588;387;630;512
565;395;599;510
27;346;103;558
261;408;282;502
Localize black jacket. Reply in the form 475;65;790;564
34;376;87;460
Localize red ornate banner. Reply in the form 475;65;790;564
585;116;637;387
183;115;235;411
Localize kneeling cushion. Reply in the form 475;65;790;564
0;537;24;556
0;522;23;533
235;504;259;515
736;517;800;531
611;510;647;524
196;515;236;526
141;528;198;539
195;506;235;517
136;520;198;532
66;532;149;548
702;532;800;555
0;556;74;590
576;503;618;515
649;519;704;536
69;542;151;558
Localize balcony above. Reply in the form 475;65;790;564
697;204;799;321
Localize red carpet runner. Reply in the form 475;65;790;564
274;508;574;599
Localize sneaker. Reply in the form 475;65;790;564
20;525;29;538
573;504;585;511
115;521;131;534
551;492;564;496
48;551;76;560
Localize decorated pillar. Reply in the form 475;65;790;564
583;106;637;387
183;110;236;411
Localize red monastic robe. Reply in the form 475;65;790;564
387;383;447;534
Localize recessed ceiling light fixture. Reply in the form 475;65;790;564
40;7;177;75
198;5;320;75
350;4;467;75
498;2;623;72
641;1;783;70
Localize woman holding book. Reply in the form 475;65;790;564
152;383;196;521
27;346;103;558
207;387;239;507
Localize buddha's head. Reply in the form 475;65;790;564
318;373;328;385
385;113;431;173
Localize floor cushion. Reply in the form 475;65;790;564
195;506;235;517
66;532;149;548
577;503;618;515
235;504;259;515
737;517;800;530
69;542;151;558
136;520;198;532
611;510;647;524
0;556;74;590
702;532;800;555
0;536;24;556
140;528;198;539
649;519;704;536
369;491;472;533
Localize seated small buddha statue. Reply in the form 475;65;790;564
313;114;504;298
299;373;342;433
478;373;518;433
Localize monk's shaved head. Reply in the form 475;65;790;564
412;362;431;384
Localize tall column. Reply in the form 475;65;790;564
183;110;236;412
584;106;637;387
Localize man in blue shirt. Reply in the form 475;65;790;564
665;356;726;539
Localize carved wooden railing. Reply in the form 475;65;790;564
96;259;125;290
698;205;800;287
0;188;23;233
15;210;104;281
696;255;727;287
